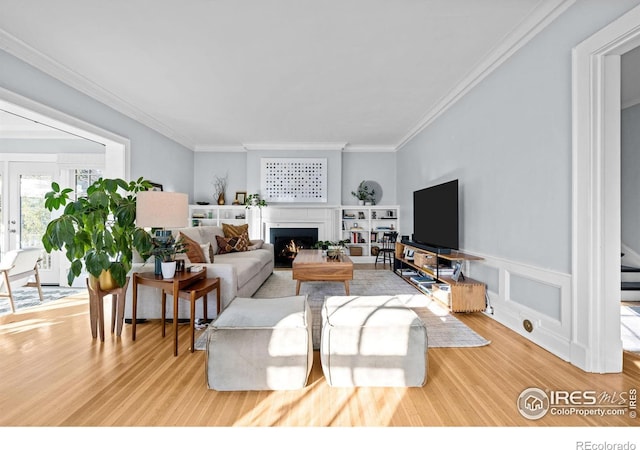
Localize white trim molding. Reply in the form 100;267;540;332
396;0;576;151
572;3;640;373
467;252;573;361
0;29;195;151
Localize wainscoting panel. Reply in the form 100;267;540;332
465;251;572;363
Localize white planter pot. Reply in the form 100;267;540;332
358;200;365;205
161;261;176;279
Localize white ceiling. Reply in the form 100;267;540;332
4;0;634;151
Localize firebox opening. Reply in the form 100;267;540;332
270;228;318;268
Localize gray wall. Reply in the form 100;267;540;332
397;0;640;275
0;48;194;198
341;152;397;205
194;149;397;207
193;151;247;204
622;103;640;254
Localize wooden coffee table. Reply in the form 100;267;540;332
292;249;354;295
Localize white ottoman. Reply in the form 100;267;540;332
206;295;313;391
321;295;428;387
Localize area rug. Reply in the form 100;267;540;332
0;285;86;316
195;269;490;350
621;305;640;353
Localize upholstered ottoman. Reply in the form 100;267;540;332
320;295;428;387
206;295;313;391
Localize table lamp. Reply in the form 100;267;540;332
136;191;189;275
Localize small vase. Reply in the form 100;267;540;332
154;256;162;276
217;193;225;205
358;200;364;205
161;261;177;279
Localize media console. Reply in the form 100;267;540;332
394;241;486;313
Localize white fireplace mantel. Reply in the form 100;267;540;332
258;206;339;244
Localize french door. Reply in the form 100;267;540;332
2;162;59;285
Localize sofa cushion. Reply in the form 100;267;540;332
216;234;249;254
172;226;223;255
222;223;249;238
247;239;264;251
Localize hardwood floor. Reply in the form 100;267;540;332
1;268;639;431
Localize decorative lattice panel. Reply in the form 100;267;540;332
261;158;327;202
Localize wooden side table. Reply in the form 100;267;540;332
131;268;207;356
175;277;220;352
87;276;130;341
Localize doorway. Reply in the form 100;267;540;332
573;3;640;373
0;89;130;286
2;162;58;284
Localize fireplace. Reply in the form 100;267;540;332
270;227;318;268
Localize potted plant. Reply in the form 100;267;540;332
351;180;376;205
244;193;267;208
148;234;188;279
312;239;350;259
245;193;268;239
42;177;154;289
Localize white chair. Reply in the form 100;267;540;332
0;248;45;313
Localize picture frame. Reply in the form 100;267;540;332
451;261;464;282
149;182;163;191
235;192;247;205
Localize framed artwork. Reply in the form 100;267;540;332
149;182;163;191
235;192;246;205
260;157;327;202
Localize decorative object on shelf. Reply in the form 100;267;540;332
245;193;267;208
212;173;228;205
261;157;327;203
351;180;376;205
42;177;156;289
234;192;246;205
196;201;209;205
149;182;163;191
136;190;189;276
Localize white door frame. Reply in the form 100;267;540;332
0;88;131;286
572;4;640;373
0;88;130;179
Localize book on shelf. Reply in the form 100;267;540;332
410;274;435;284
425;265;455;275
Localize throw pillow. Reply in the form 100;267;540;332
200;243;214;263
216;234;249;254
222;223;249;238
179;232;206;263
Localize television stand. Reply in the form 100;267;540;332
394;241;486;313
400;239;452;255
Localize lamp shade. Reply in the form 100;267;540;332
136;191;189;229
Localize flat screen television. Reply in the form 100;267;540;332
412;179;458;253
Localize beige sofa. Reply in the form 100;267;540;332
123;225;274;321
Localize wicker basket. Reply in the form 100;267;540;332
349;246;363;256
414;252;435;268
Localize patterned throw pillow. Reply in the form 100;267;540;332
216;234;249;254
179;232;206;263
222;223;249;238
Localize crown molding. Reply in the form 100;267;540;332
0;29;196;150
396;0;576;151
343;144;396;153
194;144;247;152
242;142;347;151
